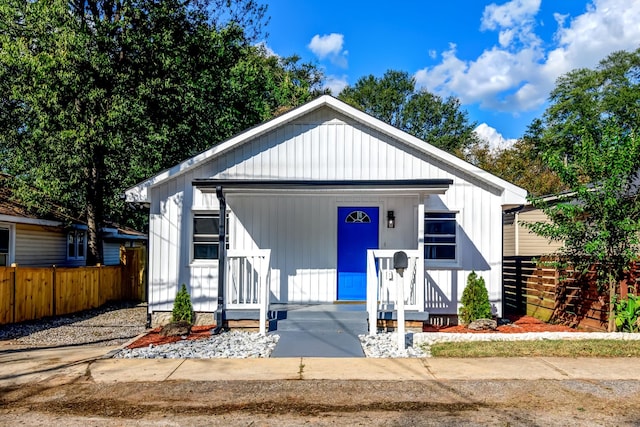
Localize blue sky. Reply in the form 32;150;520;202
262;0;640;149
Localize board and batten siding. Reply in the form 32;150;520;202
147;105;507;315
14;224;67;267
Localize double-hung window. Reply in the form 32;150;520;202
424;212;457;261
67;230;86;261
193;212;229;261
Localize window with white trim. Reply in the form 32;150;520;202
67;230;86;261
424;212;457;261
0;226;9;266
193;212;229;261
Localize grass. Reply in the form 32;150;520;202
428;339;640;358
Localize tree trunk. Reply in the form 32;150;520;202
86;150;104;266
608;274;616;332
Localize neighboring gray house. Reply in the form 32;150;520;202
126;95;527;327
0;175;145;267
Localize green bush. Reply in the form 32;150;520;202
172;283;194;324
459;271;492;325
614;290;640;332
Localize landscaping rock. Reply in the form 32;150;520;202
467;318;498;331
160;320;192;337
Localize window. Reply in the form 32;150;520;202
424;212;457;261
0;227;9;266
193;213;229;261
67;230;86;260
345;210;371;223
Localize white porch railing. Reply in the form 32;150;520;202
366;249;424;336
225;249;271;335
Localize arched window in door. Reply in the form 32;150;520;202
345;210;371;223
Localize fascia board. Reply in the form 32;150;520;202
0;214;64;227
125;95;528;205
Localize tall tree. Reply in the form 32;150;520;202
464;137;565;197
527;126;640;331
338;70;478;153
531;48;640;159
0;0;321;264
526;49;640;331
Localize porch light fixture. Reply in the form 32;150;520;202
387;210;395;228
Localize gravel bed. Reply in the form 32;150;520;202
4;302;639;358
114;331;280;359
0;301;147;347
360;332;430;358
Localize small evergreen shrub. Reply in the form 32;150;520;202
459;271;492;325
172;283;194;324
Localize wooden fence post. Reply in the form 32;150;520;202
10;263;17;324
52;265;57;316
515;258;523;314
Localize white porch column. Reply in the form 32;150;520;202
416;196;425;312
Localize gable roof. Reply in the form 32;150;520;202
125;95;527;206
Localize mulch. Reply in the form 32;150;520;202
422;315;578;334
128;315;578;349
127;325;216;349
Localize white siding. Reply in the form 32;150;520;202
14;224;67;266
147;105;510;315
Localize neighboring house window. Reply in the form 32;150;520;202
67;230;86;260
424;212;457;261
0;227;9;266
193;213;229;261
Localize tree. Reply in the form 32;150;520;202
524;48;640;331
532;48;640;159
0;0;322;264
527;125;640;331
459;271;492;325
338;70;479;154
464;137;565;197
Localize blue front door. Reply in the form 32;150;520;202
337;207;379;300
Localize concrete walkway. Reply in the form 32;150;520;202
2;343;640;387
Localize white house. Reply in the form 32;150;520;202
126;95;527;328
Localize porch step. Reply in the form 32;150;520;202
377;310;430;321
269;304;368;358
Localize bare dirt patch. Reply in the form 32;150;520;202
1;379;640;426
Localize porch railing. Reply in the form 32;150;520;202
366;249;424;335
225;249;271;335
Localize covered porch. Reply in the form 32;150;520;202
192;179;452;335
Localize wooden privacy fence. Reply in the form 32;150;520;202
503;256;640;331
0;248;146;325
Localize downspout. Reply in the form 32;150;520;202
213;185;227;334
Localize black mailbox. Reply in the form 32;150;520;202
393;251;408;274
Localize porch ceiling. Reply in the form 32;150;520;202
192;179;452;195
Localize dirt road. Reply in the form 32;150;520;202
2;378;640;426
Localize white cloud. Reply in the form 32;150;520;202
308;33;349;68
255;41;278;58
415;0;640;114
475;123;518;151
323;75;349;95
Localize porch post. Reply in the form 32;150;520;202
417;196;425;311
214;186;226;333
